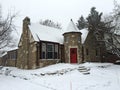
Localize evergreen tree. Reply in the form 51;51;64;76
87;7;103;30
77;15;87;30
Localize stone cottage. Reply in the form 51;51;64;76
16;17;104;69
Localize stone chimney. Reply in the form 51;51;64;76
23;17;30;32
23;17;30;25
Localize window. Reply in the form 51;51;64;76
41;42;59;59
9;52;16;60
65;36;69;42
47;43;54;59
86;48;89;55
41;43;46;59
54;44;58;59
78;36;81;42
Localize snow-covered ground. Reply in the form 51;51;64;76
0;63;120;90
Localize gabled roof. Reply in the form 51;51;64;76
28;19;89;44
80;28;89;44
29;23;64;44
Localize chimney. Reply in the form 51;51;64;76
23;17;30;32
23;16;30;25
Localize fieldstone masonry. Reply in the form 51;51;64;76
63;32;82;63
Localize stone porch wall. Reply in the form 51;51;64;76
38;60;59;68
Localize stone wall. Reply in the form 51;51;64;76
38;60;58;68
28;42;37;69
83;30;104;62
60;45;65;62
6;60;16;67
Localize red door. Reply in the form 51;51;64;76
70;48;77;63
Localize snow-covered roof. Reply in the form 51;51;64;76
80;28;89;43
29;23;64;44
0;52;7;57
65;19;80;33
0;47;18;52
28;20;89;44
7;47;18;52
65;19;89;44
0;47;18;57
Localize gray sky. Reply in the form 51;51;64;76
1;0;120;31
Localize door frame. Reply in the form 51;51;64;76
69;46;78;63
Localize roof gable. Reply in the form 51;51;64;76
29;23;64;44
80;28;89;44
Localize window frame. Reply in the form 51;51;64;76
40;42;59;60
46;43;54;59
54;44;59;59
8;51;17;60
41;42;46;59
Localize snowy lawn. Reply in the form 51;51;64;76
0;63;120;90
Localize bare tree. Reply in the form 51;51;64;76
0;5;17;50
105;0;120;57
39;19;62;29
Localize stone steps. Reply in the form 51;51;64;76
77;66;90;75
